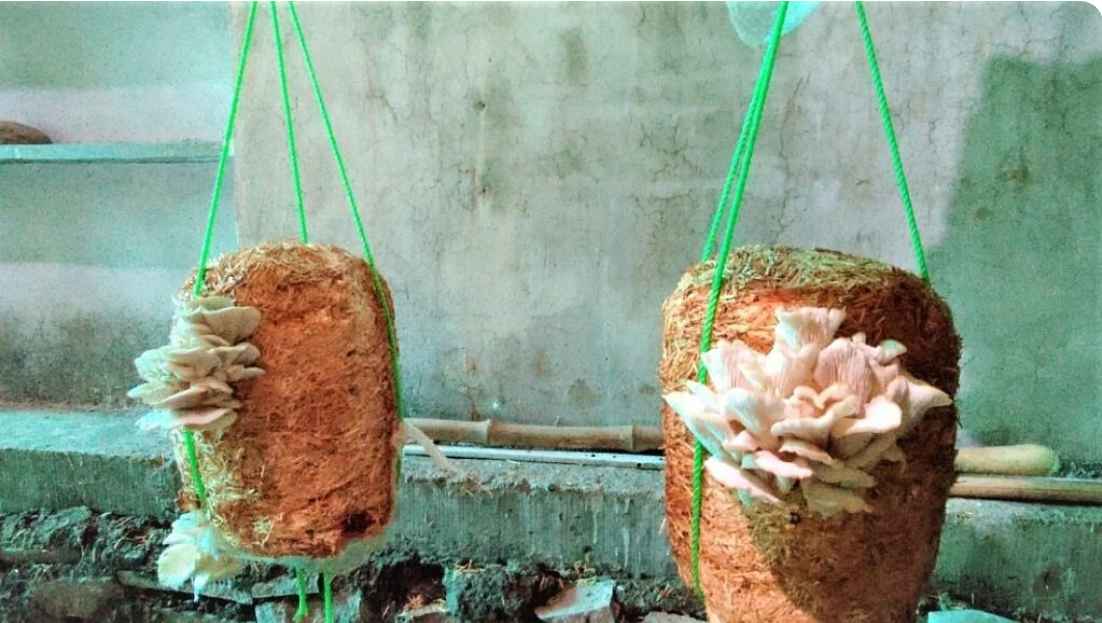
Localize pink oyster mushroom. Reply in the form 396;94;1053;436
664;307;952;517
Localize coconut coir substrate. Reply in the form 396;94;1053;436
659;246;961;623
176;242;401;566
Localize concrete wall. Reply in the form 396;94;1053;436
2;3;1098;465
0;3;237;406
0;2;231;143
228;2;1102;463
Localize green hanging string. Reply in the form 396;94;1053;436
194;2;259;297
322;573;334;623
699;63;768;263
688;1;789;594
186;0;260;509
700;111;750;263
293;567;309;622
270;1;309;243
855;1;929;282
287;1;406;425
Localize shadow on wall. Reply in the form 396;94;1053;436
928;56;1102;466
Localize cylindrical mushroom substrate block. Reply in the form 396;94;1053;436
658;246;960;623
177;242;401;568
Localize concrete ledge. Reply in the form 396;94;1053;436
0;409;178;518
2;409;1101;618
937;498;1102;618
396;444;675;578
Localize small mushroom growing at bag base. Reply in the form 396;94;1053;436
659;246;961;623
130;243;406;595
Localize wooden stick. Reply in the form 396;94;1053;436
406;418;664;452
950;476;1102;505
409;419;1063;477
954;444;1059;476
401;444;1102;505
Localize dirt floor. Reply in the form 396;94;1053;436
0;507;1093;623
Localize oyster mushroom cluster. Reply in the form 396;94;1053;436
129;296;263;433
128;295;262;593
664;307;952;517
158;511;245;600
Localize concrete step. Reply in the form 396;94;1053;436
1;408;1100;619
0;408;177;518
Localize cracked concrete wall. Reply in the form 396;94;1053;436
228;2;1102;464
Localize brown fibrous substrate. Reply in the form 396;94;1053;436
659;245;961;623
175;242;401;559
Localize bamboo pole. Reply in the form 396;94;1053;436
401;444;1102;506
406;418;664;452
954;444;1059;476
951;476;1102;505
408;419;1062;476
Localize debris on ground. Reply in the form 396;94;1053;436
535;578;617;623
0;507;1084;622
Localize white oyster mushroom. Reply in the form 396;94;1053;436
742;450;813;480
779;438;836;465
725;388;783;449
158;511;244;600
185;305;261;345
129;296;263;434
772;394;859;445
705;457;782;504
663;305;952;518
663;387;729;460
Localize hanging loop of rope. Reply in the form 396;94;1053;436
699;46;771;263
284;4;401;620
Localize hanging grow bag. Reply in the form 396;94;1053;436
125;4;434;617
169;242;401;566
659;246;960;622
656;3;961;621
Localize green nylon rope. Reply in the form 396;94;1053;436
855;1;929;282
287;1;406;426
322;573;334;623
689;1;789;593
186;0;260;509
699;63;767;263
686;0;932;595
193;2;259;297
270;1;309;243
286;2;373;266
293;567;309;622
